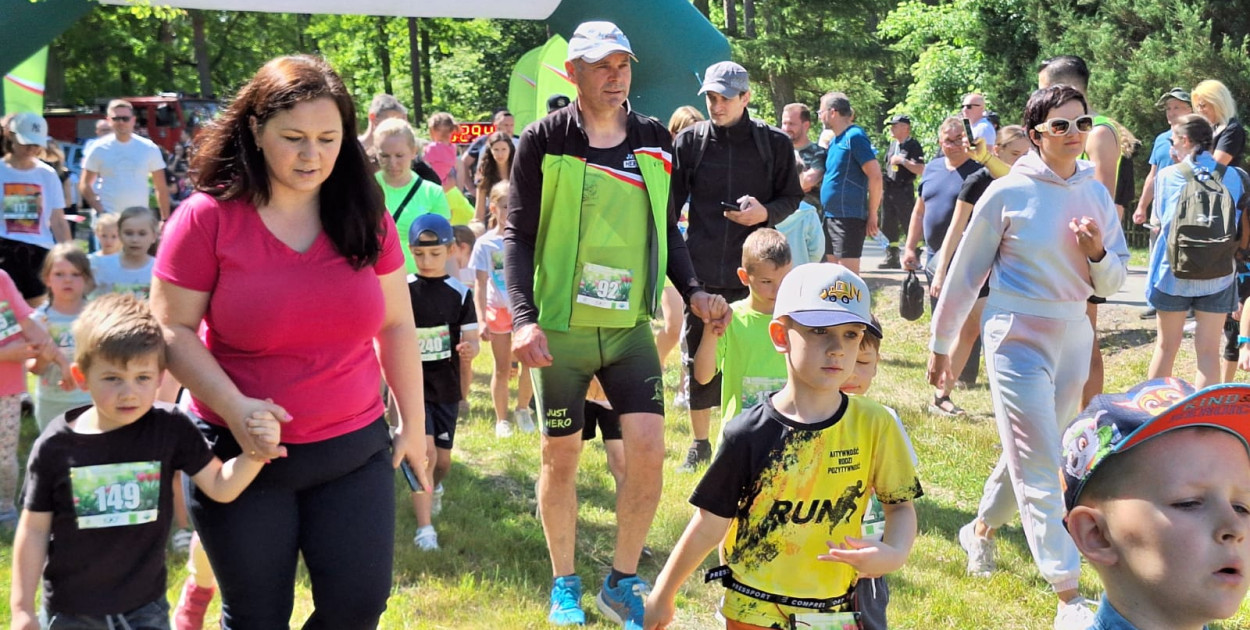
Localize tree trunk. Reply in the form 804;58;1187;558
723;0;737;36
191;11;214;98
743;0;756;38
420;21;432;105
692;0;709;18
408;17;423;123
375;17;393;96
158;19;174;87
46;43;65;105
769;71;795;119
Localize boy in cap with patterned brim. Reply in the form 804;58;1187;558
1061;378;1250;630
644;263;921;630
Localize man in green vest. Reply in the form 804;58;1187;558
504;21;728;629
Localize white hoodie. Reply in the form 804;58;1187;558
930;151;1129;354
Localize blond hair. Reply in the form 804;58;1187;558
1192;79;1237;129
73;293;166;374
997;125;1028;147
668;106;705;138
106;99;133;114
741;228;791;272
374;117;419;152
427;112;455;132
94;212;120;235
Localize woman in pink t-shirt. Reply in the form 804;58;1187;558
151;56;431;629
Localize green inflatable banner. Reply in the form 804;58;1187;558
508;45;543;130
3;46;48;116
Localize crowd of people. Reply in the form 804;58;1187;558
2;17;1250;630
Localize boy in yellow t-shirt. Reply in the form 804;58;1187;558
692;228;792;441
645;263;922;630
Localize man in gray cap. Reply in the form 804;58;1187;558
1132;87;1194;319
669;60;801;474
505;20;728;628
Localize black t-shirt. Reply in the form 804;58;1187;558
884;137;924;186
408;274;477;403
1216;118;1246;170
23;405;214;615
797;142;828;207
918;158;983;250
957;167;995;206
1114;154;1136;207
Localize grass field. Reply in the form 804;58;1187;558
2;272;1249;629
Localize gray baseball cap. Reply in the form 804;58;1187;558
1155;87;1192;108
698;61;750;98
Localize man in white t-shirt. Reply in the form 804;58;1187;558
79;100;169;219
961;92;997;149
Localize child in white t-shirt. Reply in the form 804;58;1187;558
468;181;534;437
91;206;156;300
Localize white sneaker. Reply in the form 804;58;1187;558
431;483;444;516
959;522;996;577
1054;596;1096;630
495;419;515;438
414;525;439;551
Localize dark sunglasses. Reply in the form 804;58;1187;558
961;103;981;109
110;116;132;122
1033;115;1095;136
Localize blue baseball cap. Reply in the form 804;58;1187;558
408;213;454;246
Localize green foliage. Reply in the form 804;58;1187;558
50;7;544;134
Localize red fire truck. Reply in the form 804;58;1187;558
44;93;219;154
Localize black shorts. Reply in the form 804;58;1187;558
0;239;48;300
684;285;751;411
424;401;459;450
824;216;866;259
533;323;664;437
1224;315;1242;362
581;400;622;441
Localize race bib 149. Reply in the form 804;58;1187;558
70;461;161;529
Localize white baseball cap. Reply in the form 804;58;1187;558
773;263;881;338
8;112;49;147
567;21;636;63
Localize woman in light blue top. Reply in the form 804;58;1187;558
1146;114;1244;388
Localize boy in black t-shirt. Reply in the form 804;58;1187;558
10;294;281;630
406;213;479;551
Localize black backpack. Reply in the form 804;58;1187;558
683;118;776;189
1167;162;1238;280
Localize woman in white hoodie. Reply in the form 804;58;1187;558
927;84;1130;630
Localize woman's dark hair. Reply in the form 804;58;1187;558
1023;85;1089;149
476;131;516;198
1173;113;1215;160
191;55;383;269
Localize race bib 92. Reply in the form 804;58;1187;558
576;263;632;311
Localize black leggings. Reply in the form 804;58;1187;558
186;417;396;630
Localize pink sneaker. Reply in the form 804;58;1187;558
173;576;215;630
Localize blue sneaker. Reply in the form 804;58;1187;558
549;575;586;626
595;574;649;629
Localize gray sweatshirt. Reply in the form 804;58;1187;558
930;151;1129;354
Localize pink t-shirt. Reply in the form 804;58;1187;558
0;270;32;397
423;142;458;184
154;193;403;443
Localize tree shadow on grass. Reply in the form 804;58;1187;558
914;499;1046;589
1100;327;1155;353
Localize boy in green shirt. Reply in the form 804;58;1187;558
692;228;792;441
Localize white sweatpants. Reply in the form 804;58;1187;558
974;306;1091;593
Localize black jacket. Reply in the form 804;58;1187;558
671;114;803;288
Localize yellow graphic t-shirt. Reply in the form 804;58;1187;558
690;394;922;626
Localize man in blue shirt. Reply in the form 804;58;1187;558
1132;87;1193;319
818;91;882;275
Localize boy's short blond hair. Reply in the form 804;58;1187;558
119;206;159;231
741;228;791;273
73;293;166;375
94;212;120;233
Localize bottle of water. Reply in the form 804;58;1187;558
870;231;890;250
